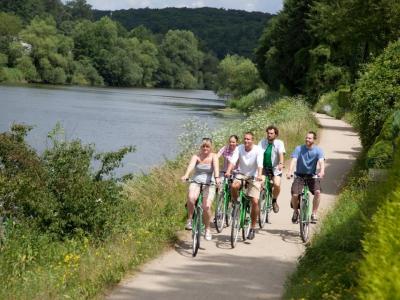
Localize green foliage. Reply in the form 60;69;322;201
314;90;346;119
352;40;400;147
229;88;272;113
93;7;273;59
215;54;262;98
157;30;204;89
255;0;313;95
256;0;400;100
0;123;135;240
358;154;400;299
0;67;25;83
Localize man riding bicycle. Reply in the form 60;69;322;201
258;125;286;213
286;131;325;224
225;132;263;240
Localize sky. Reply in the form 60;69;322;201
84;0;283;14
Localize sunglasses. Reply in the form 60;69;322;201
202;137;212;143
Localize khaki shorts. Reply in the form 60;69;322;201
188;182;216;205
233;174;262;199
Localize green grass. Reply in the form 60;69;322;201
0;97;318;299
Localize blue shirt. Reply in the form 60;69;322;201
291;145;324;175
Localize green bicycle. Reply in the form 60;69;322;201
297;175;316;243
230;175;253;248
258;171;273;228
187;179;212;257
214;176;232;233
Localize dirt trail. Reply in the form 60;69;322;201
107;114;361;300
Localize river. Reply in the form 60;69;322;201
0;85;228;174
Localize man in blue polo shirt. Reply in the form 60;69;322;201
286;131;325;224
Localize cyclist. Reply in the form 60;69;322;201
225;132;263;240
258;125;285;213
286;131;325;224
181;138;220;241
217;135;239;173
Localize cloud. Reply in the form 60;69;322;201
85;0;283;13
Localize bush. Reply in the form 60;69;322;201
358;144;400;299
352;40;400;148
315;91;343;118
0;67;25;83
0;124;135;239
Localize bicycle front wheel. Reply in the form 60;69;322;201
230;204;241;248
242;203;251;241
299;197;310;243
258;190;267;228
214;192;225;233
192;207;202;257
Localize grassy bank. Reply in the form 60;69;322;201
0;97;317;299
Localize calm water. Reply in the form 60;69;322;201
0;85;227;174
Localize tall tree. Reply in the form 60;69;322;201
255;0;313;95
156;30;204;89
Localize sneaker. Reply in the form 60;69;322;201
185;219;192;230
272;201;279;213
311;213;318;224
247;228;255;240
205;229;212;241
291;210;299;224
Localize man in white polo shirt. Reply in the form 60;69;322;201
225;132;263;240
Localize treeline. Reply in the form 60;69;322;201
93;7;273;59
0;0;219;89
256;0;400;102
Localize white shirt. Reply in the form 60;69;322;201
258;138;286;176
229;144;263;177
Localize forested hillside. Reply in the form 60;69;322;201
93;7;273;59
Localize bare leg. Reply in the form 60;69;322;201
312;190;321;214
231;181;240;201
251;197;259;228
272;176;281;199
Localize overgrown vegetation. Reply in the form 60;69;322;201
0;98;316;299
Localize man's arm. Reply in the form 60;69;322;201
317;158;325;178
278;151;284;171
286;158;297;179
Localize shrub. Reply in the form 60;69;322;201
358;143;400;299
352;40;400;147
315;90;344;118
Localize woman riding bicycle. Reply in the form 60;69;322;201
181;138;220;241
217;135;239;174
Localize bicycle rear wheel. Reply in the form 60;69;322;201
214;192;225;233
230;204;241;248
258;190;267;228
299;196;310;243
192;207;202;257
